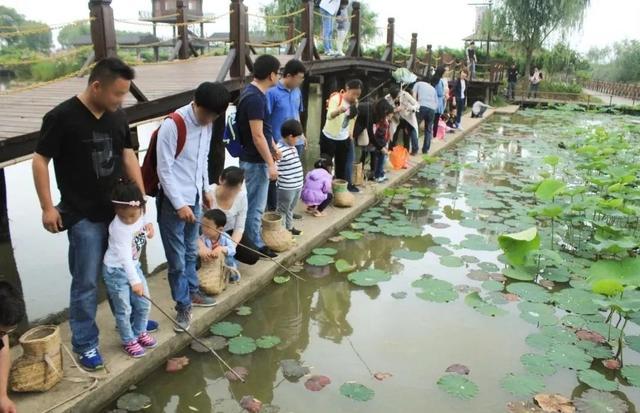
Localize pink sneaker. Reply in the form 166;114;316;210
123;340;145;358
137;332;158;349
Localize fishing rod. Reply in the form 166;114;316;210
197;219;306;282
142;295;246;383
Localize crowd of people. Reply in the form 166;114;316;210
0;52;482;411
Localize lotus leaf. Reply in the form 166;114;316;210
440;255;465;268
340;231;363;240
520;353;557;376
391;249;424;260
546;343;592;370
312;248;338;256
535;178;565;201
573;389;629;413
348;269;392;287
273;275;290;284
507;283;551;303
465;292;507;317
335;259;357;273
339;382;375;402
117;393;152;411
280;359;310;379
578;369;618;391
210;321;242;338
498;227;541;266
621;364;640;387
228;336;257;355
413;278;458;303
500;373;545;397
436;374;479;400
256;335;281;349
306;255;335;266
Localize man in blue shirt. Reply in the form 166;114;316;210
156;82;231;332
237;55;281;259
266;59;306;212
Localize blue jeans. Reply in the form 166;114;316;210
419;106;435;153
103;264;150;344
157;193;202;312
67;219;108;353
240;161;269;249
345;139;355;186
455;97;466;126
321;8;334;52
374;151;386;178
295;144;305;161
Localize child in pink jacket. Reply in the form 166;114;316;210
301;157;334;217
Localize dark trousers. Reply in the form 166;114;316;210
227;230;260;265
267;180;277;212
455;97;466;126
320;133;350;181
318;193;333;212
433;113;441;138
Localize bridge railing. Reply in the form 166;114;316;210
583;79;640;103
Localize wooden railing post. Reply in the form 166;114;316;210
407;32;417;71
301;0;316;61
229;0;247;78
347;1;362;58
177;0;189;60
89;0;117;60
382;17;394;62
426;44;433;75
286;17;296;55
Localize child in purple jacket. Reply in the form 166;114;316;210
301;157;334;217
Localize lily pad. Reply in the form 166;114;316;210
339;231;364;240
625;335;640;353
227;336;257;355
553;288;601;315
518;302;558;326
578;369;618;391
304;375;331;391
210;321;243;338
280;359;310;379
525;333;555;351
391;291;407;299
503;265;536;281
465;292;508;317
116;393;152;412
428;245;454;256
520;353;557;376
467;270;491;281
587;257;640;287
481;280;504;292
621;364;640;387
498;227;541;266
335;259;357;273
339;382;375;402
436;374;479;400
273;275;290;284
306;255;335;266
478;262;500;272
348;269;392;287
500;373;545;397
440;255;465;268
190;336;228;352
535;178;565;201
573;389;629;413
312;248;338;256
412;278;458;303
506;282;552;303
235;306;252;316
546;343;592;370
256;335;281;349
392;249;424;260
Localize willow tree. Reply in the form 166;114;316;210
492;0;590;77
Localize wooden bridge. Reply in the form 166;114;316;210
0;0;504;167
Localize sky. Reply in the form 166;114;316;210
2;0;639;53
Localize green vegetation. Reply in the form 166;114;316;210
588;40;640;83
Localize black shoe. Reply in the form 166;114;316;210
293;213;302;220
347;184;360;193
290;228;302;236
259;246;278;258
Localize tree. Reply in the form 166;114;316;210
58;23;91;48
0;6;52;52
492;0;589;77
261;0;378;46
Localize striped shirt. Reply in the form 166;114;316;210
276;142;304;190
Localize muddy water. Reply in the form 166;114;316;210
110;111;640;413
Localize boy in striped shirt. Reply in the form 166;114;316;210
276;120;305;236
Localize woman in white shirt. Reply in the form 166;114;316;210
208;166;259;265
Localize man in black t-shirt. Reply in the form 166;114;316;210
507;64;519;100
32;58;150;371
237;54;281;258
0;282;25;413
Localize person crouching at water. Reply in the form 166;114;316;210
198;209;239;282
102;180;156;358
302;157;334;217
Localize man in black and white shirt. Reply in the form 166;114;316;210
276;120;305;236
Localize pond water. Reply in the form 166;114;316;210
107;110;640;413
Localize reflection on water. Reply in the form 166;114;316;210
116;111;640;412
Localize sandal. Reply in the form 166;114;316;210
312;210;326;217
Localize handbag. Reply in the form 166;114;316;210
356;129;370;146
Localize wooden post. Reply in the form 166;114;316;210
229;0;247;78
347;1;362;58
408;32;417;71
0;169;8;243
286;17;296;55
177;0;189;60
152;23;159;62
382;18;394;62
88;0;117;60
426;44;433;75
301;0;315;61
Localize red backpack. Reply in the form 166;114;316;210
141;112;187;197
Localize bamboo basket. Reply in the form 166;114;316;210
198;257;227;296
352;163;365;186
10;325;63;392
261;212;293;252
333;179;354;208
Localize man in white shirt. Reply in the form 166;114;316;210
156;82;230;331
413;80;438;154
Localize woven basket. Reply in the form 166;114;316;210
261;212;293;252
198;258;227;296
352;163;365;186
10;325;63;392
333;179;354;208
